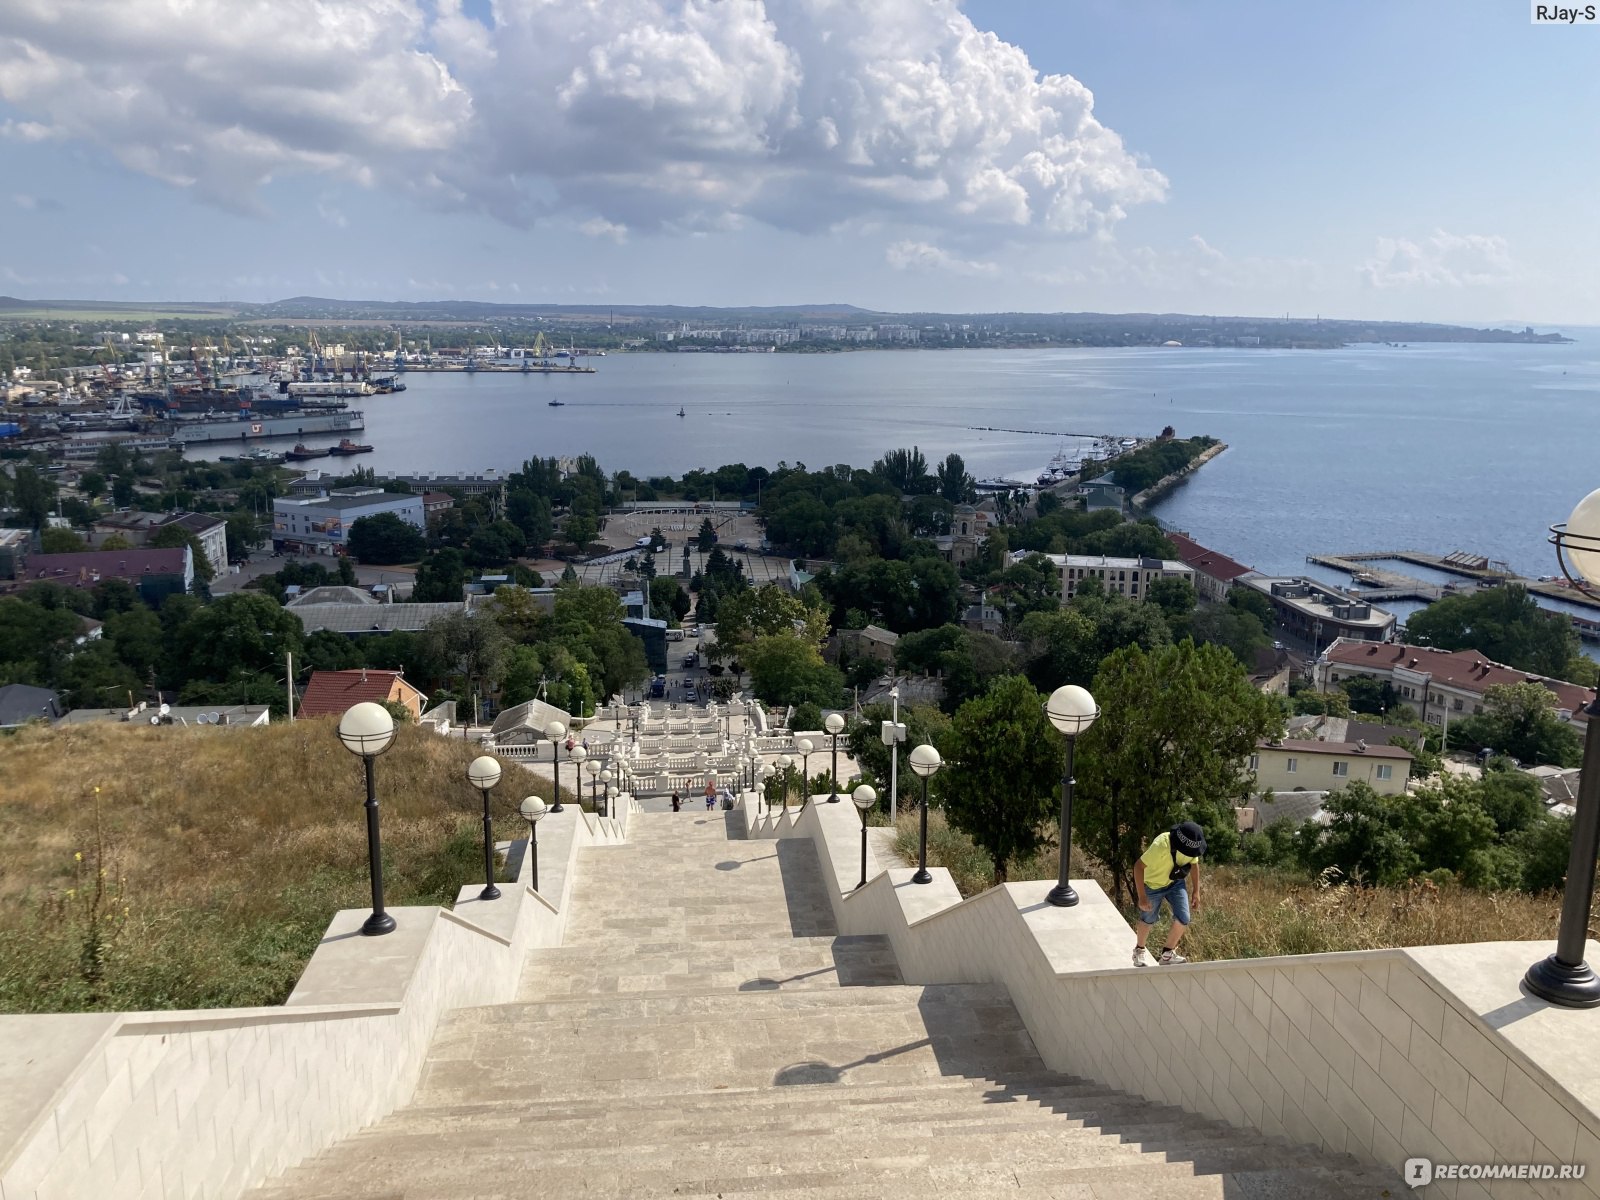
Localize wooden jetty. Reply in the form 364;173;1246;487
1308;550;1600;625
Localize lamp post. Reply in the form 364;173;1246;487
1044;684;1100;908
546;721;567;812
825;713;846;802
467;755;503;900
585;757;601;809
795;737;814;807
908;743;942;885
604;782;613;818
569;744;588;810
777;754;794;813
337;702;398;936
1525;487;1600;1007
852;784;877;889
519;796;548;892
760;762;775;814
600;768;614;817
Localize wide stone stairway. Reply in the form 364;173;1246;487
253;813;1400;1199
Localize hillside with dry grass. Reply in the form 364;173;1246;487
893;810;1572;959
0;720;561;1013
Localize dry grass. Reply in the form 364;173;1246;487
0;720;566;1013
893;812;1568;960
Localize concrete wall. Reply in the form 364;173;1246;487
741;796;1600;1200
0;802;634;1200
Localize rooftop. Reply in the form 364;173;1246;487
1243;575;1395;630
56;703;270;728
0;529;30;550
1165;531;1255;582
1323;638;1595;717
24;547;188;585
0;683;62;727
1257;738;1414;761
296;669;411;717
286;586;380;608
289;602;462;635
275;491;421;513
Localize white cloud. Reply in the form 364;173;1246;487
0;0;1165;242
579;218;629;244
12;193;35;209
1362;230;1515;289
885;239;997;276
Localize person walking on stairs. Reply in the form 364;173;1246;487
671;791;682;813
1131;821;1205;967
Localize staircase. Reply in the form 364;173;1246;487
252;812;1401;1199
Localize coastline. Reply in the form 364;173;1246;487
1130;440;1229;509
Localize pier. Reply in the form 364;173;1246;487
1304;554;1450;602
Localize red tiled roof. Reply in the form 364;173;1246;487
297;669;405;717
28;547;188;586
1166;531;1253;582
1324;639;1595;718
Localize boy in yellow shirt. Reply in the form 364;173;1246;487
1131;821;1205;967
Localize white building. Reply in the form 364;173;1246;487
1023;553;1194;602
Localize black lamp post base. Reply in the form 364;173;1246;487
910;868;932;885
549;802;564;813
362;911;396;937
1045;882;1080;908
828;795;840;803
480;884;502;901
1524;955;1600;1008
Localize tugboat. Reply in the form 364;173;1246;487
327;438;373;456
547;398;565;407
285;443;329;461
677;406;686;417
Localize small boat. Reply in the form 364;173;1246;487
548;399;565;407
285;443;329;461
677;407;686;417
327;438;373;456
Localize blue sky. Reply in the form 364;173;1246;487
0;0;1594;323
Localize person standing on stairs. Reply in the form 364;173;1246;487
671;791;682;813
1131;821;1205;967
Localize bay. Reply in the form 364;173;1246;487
256;341;1600;581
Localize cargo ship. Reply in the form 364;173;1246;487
155;409;364;444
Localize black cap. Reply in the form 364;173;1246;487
1171;821;1206;858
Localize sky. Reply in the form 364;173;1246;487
0;0;1596;324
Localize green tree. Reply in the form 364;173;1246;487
466;520;524;569
170;592;302;684
147;523;215;582
935;452;973;505
347;513;426;564
743;631;844;707
942;675;1063;883
872;446;935;495
1147;576;1197;621
225;512;263;562
1448;681;1584;767
563;514;598;550
13;465;55;530
104;606;164;681
422;610;510;717
1343;675;1401;717
412;548;468;603
712;585;830;660
1076;640;1282;906
1017;581;1171;691
696;517;718;551
1306;782;1422;886
484;585;551;644
844;702;952;812
649;576;691;624
1407;584;1586;682
78;471;106;502
40;527;87;553
303;629;363;672
506;489;554;548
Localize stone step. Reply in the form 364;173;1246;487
256;1154;1388;1200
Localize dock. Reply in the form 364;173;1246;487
1308;548;1600;635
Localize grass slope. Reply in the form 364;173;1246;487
0;720;559;1013
892;811;1568;960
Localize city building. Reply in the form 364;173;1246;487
376;471;509;502
272;488;425;556
621;589;669;674
1315;638;1595;730
0;528;31;580
16;546;192;604
1164;531;1256;603
1239;576;1396;646
961;602;1004;636
94;511;229;573
934;502;992;566
1251;739;1412;795
296;669;428;721
1042;554;1193;602
838;624;899;665
422;492;454;516
1079;474;1125;512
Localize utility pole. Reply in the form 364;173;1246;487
889;683;901;824
286;650;295;720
